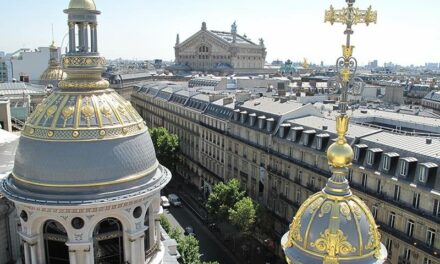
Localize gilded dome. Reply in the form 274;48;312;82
0;0;171;204
282;191;386;264
40;65;65;81
68;0;96;10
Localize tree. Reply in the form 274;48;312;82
178;235;201;264
159;215;171;233
159;216;218;264
228;197;257;235
206;179;245;222
255;206;275;238
149;127;179;170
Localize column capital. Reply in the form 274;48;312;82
66;241;93;252
19;232;39;244
127;229;147;241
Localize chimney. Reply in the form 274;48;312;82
223;97;233;105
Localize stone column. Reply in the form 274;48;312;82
19;233;39;264
68;22;75;52
29;243;38;264
23;241;31;264
78;23;84;52
66;242;93;264
127;230;147;264
68;249;77;264
83;23;89;52
90;24;95;53
93;24;98;52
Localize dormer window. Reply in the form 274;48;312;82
317;137;322;150
400;160;408;176
354;147;360;161
383;155;390;170
315;133;329;151
367;151;374;165
353;144;367;162
419;166;427;183
302;130;316;146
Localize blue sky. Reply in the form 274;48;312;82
2;0;439;66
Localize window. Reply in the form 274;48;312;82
388;212;396;228
289;147;294;157
386;238;393;256
367;151;374;165
376;179;382;194
316;138;322;150
393;185;400;201
426;228;436;248
296;189;301;203
383;155;390;170
285;183;289;197
353;147;360;161
424;258;432;264
403;248;411;260
372;205;378;219
419;166;427;182
347;169;353;182
400;160;408;176
412;192;420;209
361;173;368;189
434;199;440;217
303;135;309;146
406;220;414;237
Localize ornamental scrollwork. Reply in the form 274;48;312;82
310;229;356;257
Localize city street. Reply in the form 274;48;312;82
164;205;238;264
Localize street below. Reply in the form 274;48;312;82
163;205;238;264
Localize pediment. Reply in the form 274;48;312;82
177;30;231;53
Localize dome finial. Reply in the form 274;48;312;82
282;1;386;263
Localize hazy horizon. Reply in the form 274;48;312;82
1;0;439;66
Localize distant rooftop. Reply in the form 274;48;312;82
240;97;304;116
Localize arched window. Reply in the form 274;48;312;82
93;218;124;264
43;220;69;264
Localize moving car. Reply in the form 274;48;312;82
167;194;182;207
160;196;170;208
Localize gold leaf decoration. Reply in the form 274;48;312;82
311;229;356;257
319;201;333;217
339;202;351;221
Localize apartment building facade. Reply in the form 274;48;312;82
132;82;440;264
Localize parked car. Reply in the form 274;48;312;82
184;226;195;236
160;196;170;208
167;194;182;207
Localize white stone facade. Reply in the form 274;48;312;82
15;191;164;264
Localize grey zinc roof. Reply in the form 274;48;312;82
287;116;381;140
360;132;440;159
0;82;46;96
0;130;18;178
424;91;440;102
10;132;159;200
240;97;304;116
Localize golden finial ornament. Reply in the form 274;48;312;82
281;1;387;263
